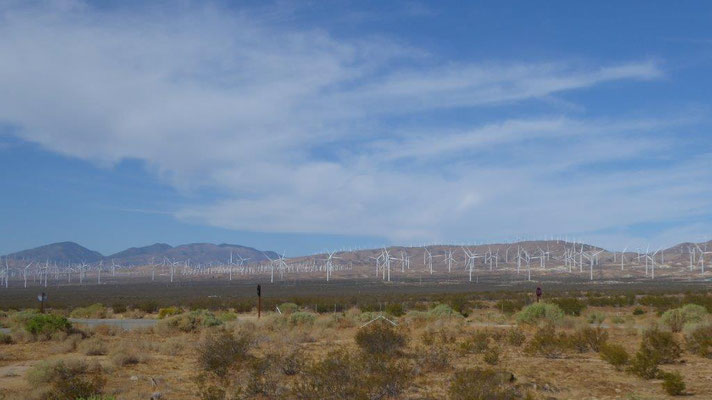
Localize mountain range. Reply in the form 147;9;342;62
2;241;279;265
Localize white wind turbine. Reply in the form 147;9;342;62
444;250;456;273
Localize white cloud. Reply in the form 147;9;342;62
0;1;708;248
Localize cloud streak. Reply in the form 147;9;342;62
0;1;708;249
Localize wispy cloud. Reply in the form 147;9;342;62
0;1;707;249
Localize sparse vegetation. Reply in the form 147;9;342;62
600;343;629;370
355;321;407;357
3;286;712;399
448;368;520;400
662;371;686;396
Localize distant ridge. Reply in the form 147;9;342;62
4;241;103;264
3;241;279;265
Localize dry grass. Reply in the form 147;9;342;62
2;302;712;399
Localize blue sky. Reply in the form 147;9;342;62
1;0;711;256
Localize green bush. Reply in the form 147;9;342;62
628;346;661;379
289;312;317;326
641;327;681;364
24;314;72;337
516;303;564;325
586;311;606;325
679;304;708;323
662;304;708;332
385;303;404;317
355;322;407;357
448;368;520;400
661;371;685;396
685;324;712;357
429;304;459;318
600;343;629;370
661;309;686;332
70;304;108;319
551;297;586;316
158;306;182;319
158;310;223;332
633;307;645;315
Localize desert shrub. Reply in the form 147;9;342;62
27;358;105;400
416;344;451;372
516;303;564;325
679;304;708;322
279;348;304;376
158;306;182;319
633;307;645;315
91;324;122;336
459;331;490;354
483;346;500;365
158;310;223;332
661;371;685;396
289;312;317;326
661;309;685;332
495;299;526;314
448;368;520;400
448;296;470;317
197;331;253;378
685;324;712;357
70;304;108;319
552;297;586;316
429;304;459;318
524;324;567;359
639;295;681;312
50;334;83;354
278;302;299;314
109;341;147;367
506;328;526;346
294;349;412;400
385;303;404;317
586;311;606;325
662;304;708;332
24;314;72;337
355;321;407;357
641;327;681;364
629;346;660;379
570;326;608;352
0;332;12;344
110;303;126;314
600;343;629;370
135;300;159;314
217;311;237;322
610;315;625;324
79;337;108;356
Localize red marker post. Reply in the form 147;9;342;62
257;284;262;319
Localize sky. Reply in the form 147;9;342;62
1;0;711;256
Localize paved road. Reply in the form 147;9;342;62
68;318;158;330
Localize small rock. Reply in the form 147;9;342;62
130;375;138;381
151;392;162;400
